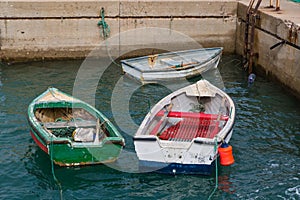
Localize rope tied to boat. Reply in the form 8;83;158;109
97;7;110;39
208;137;219;199
50;135;63;199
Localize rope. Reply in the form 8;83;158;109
49;87;62;101
208;137;219;200
97;7;110;39
50;136;63;199
97;7;122;68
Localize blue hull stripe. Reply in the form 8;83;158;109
139;160;215;175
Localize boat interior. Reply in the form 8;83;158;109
152;111;228;142
34;107;108;141
148;95;230;142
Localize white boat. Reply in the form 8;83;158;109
133;79;235;175
121;48;223;84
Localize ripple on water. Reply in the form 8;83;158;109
1;56;300;199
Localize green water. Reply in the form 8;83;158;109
0;55;299;199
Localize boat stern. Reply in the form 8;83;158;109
133;135;217;174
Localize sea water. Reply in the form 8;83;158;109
0;55;299;199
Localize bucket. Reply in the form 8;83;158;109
218;143;234;166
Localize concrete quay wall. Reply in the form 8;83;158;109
0;0;299;97
236;0;300;98
0;0;237;61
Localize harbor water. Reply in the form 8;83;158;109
0;54;299;199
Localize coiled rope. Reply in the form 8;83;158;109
97;7;110;39
96;7;122;68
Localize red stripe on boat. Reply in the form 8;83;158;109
30;131;48;153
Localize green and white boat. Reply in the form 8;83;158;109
27;87;125;167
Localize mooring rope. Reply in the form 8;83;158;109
208;137;219;199
50;136;63;199
96;7;123;68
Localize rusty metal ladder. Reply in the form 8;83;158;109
243;0;262;74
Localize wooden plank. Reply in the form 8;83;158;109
43;120;97;129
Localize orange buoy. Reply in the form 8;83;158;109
218;143;235;166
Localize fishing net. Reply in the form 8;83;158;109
50;127;76;137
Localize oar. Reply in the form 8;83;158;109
169;61;198;69
150;103;173;135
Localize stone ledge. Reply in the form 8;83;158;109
0;0;237;18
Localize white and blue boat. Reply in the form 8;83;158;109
133;79;235;175
121;48;223;84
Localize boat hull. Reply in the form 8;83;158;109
27;87;125;167
121;48;222;84
139;160;215;175
30;128;123;167
133;80;236;174
48;142;123;167
134;129;233;175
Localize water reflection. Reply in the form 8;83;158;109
218;175;235;194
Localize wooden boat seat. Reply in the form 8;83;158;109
43;120;97;129
156;111;229;121
156;111;228;141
